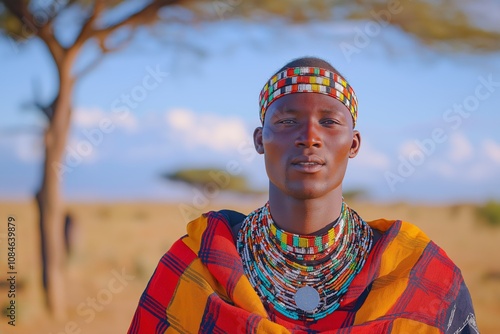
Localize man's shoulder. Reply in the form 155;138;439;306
209;209;246;241
367;218;461;271
177;210;246;249
216;209;247;228
366;218;431;243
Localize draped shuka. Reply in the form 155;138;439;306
128;210;478;334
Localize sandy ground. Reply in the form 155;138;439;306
0;199;499;333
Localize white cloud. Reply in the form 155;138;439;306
12;135;43;163
427;161;456;178
0;133;44;163
399;141;421;158
73;107;138;132
165;109;250;152
426;159;495;182
166;108;193;130
482;139;500;164
354;142;390;170
398;133;474;165
63;137;99;165
62;106;138;166
426;138;500;181
448;133;473;163
397;134;489;181
467;163;494;181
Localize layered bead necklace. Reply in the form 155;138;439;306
237;201;373;321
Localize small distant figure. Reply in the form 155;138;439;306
64;213;72;255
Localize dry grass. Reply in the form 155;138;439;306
0;200;499;333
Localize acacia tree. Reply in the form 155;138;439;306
0;0;199;321
1;0;498;321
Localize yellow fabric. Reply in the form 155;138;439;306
183;215;208;254
391;317;441;334
232;276;269;317
167;258;225;333
354;220;431;325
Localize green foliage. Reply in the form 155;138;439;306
0;4;27;40
476;201;500;227
163;168;263;194
348;0;500;53
1;0;500;54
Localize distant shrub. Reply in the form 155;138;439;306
477;201;500;227
162;168;265;194
482;270;500;282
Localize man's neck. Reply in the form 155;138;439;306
268;187;343;235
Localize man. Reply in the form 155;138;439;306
128;57;478;333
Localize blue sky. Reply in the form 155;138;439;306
1;17;500;203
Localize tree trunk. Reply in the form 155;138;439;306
35;56;75;321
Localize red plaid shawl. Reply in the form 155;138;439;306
128;210;478;333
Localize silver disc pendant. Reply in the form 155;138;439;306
294;286;320;312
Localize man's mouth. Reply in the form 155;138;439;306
291;156;325;173
295;162;321;165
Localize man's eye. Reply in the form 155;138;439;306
278;119;296;124
321;119;339;125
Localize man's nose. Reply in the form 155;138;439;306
295;121;322;148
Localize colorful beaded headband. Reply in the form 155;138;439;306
259;66;358;126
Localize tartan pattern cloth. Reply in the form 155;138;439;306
128;210;478;334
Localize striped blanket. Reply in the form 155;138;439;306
128;210;478;333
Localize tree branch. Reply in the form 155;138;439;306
34;101;55;121
31;97;57;122
44;0;80;27
59;0;81;13
75;29;136;80
99;26;137;53
1;0;65;63
73;0;105;49
90;0;179;41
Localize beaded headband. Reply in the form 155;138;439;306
259;66;358;127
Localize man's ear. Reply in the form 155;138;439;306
253;127;264;154
349;130;361;158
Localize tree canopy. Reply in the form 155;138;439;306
163;168;265;194
2;0;500;57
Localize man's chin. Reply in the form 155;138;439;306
285;186;328;200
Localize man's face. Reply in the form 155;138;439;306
254;93;361;200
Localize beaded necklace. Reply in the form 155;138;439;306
237;201;373;321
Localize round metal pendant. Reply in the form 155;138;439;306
294;286;320;312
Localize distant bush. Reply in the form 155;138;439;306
476;201;500;227
162;168;265;194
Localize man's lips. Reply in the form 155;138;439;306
291;156;325;173
291;155;325;165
